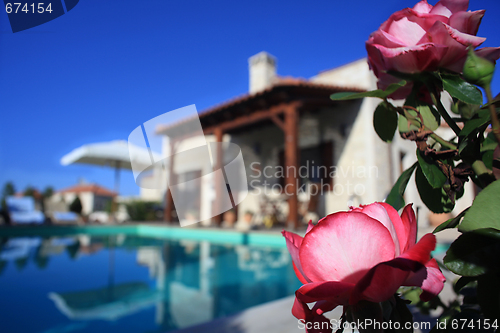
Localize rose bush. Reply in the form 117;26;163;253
283;203;445;330
366;0;500;95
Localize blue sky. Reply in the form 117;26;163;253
1;0;500;197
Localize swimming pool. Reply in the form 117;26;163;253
0;226;301;333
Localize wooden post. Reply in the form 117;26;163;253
164;140;176;223
285;105;299;230
213;127;224;226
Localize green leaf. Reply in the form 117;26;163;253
453;276;476;293
440;73;483;105
330;80;406;100
482;150;494;169
400;287;422;305
444;228;500;276
459;108;490;137
398;110;419;133
459;179;500;232
385;162;417;211
477;271;500;320
351;300;383;328
405;93;440;131
387;295;413;333
373;102;398;142
457;101;479;119
419;105;440;131
417;149;447;189
387;70;439;85
433;207;469;233
415;166;454;213
481;131;499;152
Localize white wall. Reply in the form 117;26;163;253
51;191;94;215
311;58;375;90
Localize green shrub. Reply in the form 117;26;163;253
69;196;82;215
125;201;161;221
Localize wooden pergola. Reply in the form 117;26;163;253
157;79;364;229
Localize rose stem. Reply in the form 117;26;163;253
429;91;462;136
400;105;458;150
484;84;500;143
472;160;493;178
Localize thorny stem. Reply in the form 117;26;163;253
429;90;462;136
429;133;458;151
472;160;493;177
400;105;458;150
484;84;500;143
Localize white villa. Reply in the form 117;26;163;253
142;52;473;229
51;183;116;216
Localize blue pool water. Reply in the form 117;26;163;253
0;234;301;333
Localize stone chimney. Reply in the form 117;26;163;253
248;51;277;94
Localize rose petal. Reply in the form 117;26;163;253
300;212;395;284
449;10;485;35
431;0;469;18
349;259;412;304
292;294;309;320
283;230;311;283
399;233;436;264
370;42;447;73
441;22;485;47
404;258;446;301
307;220;315;233
370;29;407;49
312;300;339;316
376;73;414;100
296;281;354;305
380;9;447;37
401;204;417;252
353;202;407;256
413;0;433;14
306;315;333;333
293;262;309;284
380;202;410;254
366;39;387;77
388;16;427;46
423;21;485;72
349;233;437;304
476;47;500;64
292;294;334;333
406;9;449;32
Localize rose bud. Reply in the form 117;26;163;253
463;47;495;88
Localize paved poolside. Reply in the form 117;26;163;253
171;295;344;333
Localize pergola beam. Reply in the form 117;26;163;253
213;127;224;226
164;140;176;223
203;102;301;135
284;104;299;230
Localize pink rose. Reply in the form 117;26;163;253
283;203;445;330
366;0;500;97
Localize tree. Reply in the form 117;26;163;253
41;186;54;213
23;186;36;198
69;196;83;215
1;182;15;210
42;186;54;198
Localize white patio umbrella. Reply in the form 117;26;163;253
48;282;164;321
61;140;161;193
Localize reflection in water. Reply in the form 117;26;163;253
0;260;6;275
49;282;164;321
0;234;300;333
